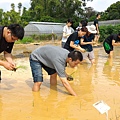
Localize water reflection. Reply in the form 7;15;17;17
1;44;120;119
103;58;113;79
31;86;78;120
103;57;120;86
77;64;96;103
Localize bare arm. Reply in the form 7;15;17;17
112;40;120;46
4;51;14;64
70;41;86;52
63;32;71;38
0;59;15;70
60;77;77;96
3;51;16;70
80;38;95;45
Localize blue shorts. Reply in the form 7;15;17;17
30;58;56;83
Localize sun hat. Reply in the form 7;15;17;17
86;25;97;34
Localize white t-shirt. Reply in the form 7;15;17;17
61;25;73;43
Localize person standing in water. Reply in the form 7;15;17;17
103;32;120;58
93;13;101;46
80;25;97;64
29;45;83;96
64;27;88;52
76;19;88;31
61;18;74;47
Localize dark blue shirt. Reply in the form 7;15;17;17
80;34;95;52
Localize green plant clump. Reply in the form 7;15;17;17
16;37;34;44
99;24;120;43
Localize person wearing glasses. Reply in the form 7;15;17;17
0;24;24;71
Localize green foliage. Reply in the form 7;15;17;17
0;0;119;29
21;7;30;26
29;0;83;23
88;15;96;21
101;1;120;20
99;24;120;42
40;16;55;22
15;37;34;44
31;34;57;41
15;34;58;44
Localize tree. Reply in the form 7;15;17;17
11;3;15;11
18;2;22;15
0;0;95;26
29;0;84;23
101;1;120;20
0;9;3;24
1;3;22;25
2;12;10;25
82;0;93;7
29;0;44;21
21;7;30;26
84;7;96;19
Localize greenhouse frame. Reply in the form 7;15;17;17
88;19;120;26
24;22;65;37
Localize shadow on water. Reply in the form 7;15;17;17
0;78;16;90
25;79;33;88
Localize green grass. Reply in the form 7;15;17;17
15;37;34;44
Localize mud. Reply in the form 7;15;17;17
0;41;120;120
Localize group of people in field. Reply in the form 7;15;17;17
0;13;120;96
61;14;120;59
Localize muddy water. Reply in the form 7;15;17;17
0;42;120;120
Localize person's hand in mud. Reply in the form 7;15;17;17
4;52;16;71
65;73;74;81
67;75;74;81
78;46;86;53
9;61;16;68
2;61;16;71
75;45;86;53
8;61;17;71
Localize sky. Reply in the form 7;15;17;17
0;0;30;12
0;0;119;12
86;0;119;12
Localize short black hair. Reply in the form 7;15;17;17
80;19;88;27
68;50;83;61
67;18;73;24
96;13;100;17
8;24;24;40
80;26;88;33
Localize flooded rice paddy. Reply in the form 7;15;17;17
0;41;120;120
